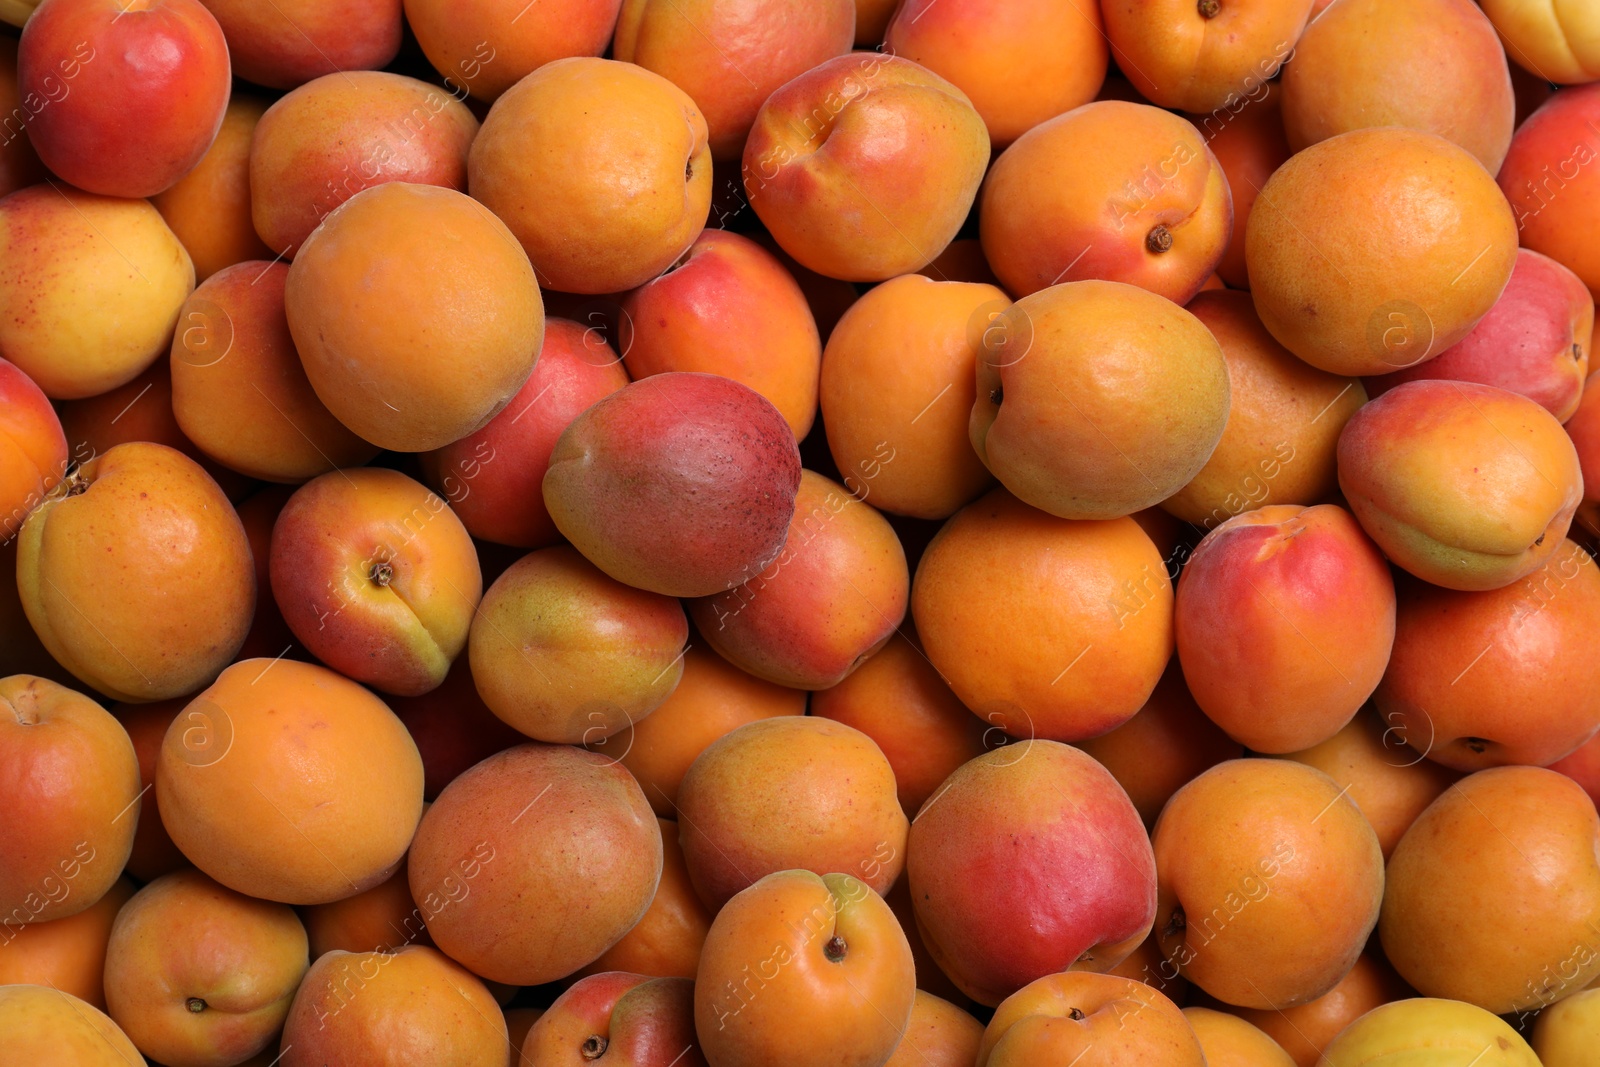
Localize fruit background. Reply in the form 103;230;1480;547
1;0;1599;1064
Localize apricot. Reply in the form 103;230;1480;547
909;741;1157;1007
279;946;506;1067
111;699;190;881
676;715;907;909
1482;0;1600;84
911;489;1173;742
408;743;661;986
980;101;1231;303
1152;759;1385;1009
812;631;987;816
1189;85;1292;290
1533;987;1600;1066
271;467;482;697
819;274;1002;520
743;53;989;282
1375;542;1600;771
1104;930;1189;1005
882;991;983;1067
301;861;424;958
287;182;543;451
695;870;915;1067
199;0;401;88
150;95;274;282
611;645;805;818
470;57;711;294
0;38;48;198
156;658;424;905
388;658;525;800
17;443;254;702
1381;767;1600;1014
0;876;133;1010
0;985;145;1066
170;261;378;482
405;0;623;101
0;355;66;542
579;819;713;980
616;0;854;160
525;972;702;1066
1497;83;1600;298
1102;0;1308;114
1365;248;1594;423
1076;661;1243;828
103;869;309;1067
0;186;194;400
1165;291;1364;527
885;0;1109;146
1183;1007;1296;1067
1247;127;1518;377
543;372;802;597
972;280;1230;518
621;229;821;439
250;72;478;259
1338;380;1583;590
978;972;1204;1067
1227;953;1413;1067
1281;0;1515;173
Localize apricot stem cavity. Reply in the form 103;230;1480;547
581;1035;607;1060
369;561;394;587
186;998;206;1013
1146;224;1174;254
824;934;848;962
1198;0;1220;18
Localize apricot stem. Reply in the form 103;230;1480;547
1575;343;1585;361
1146;225;1174;254
369;561;394;587
1162;908;1186;938
1462;737;1489;754
824;934;848;962
989;387;1003;406
186;998;206;1013
1068;1007;1087;1021
581;1035;607;1060
1198;0;1220;18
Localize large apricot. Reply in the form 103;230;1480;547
1102;0;1308;113
150;95;274;282
1497;83;1600;298
0;355;67;542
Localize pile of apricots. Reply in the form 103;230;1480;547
4;0;1600;1064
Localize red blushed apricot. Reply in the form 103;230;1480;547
301;861;426;958
1175;505;1396;754
819;274;1002;520
0;38;48;198
1103;0;1309;114
0;355;67;542
812;631;987;816
1571;372;1600;537
578;818;713;980
111;699;190;882
610;645;805;819
151;95;274;282
1187;84;1292;291
1498;83;1600;299
886;0;1108;147
0;876;133;1010
620;229;820;439
689;470;909;690
1075;661;1243;829
1226;953;1413;1067
912;489;1173;743
389;658;526;801
526;973;701;1067
405;0;623;102
980;101;1232;304
200;0;401;89
615;0;855;160
1375;541;1600;771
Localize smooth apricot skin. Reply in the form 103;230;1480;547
18;443;254;703
286;181;544;453
1337;380;1584;591
579;819;713;980
1248;127;1518;377
0;186;195;401
470;57;711;294
543;372;802;598
408;743;661;986
111;699;190;881
909;742;1158;1007
1153;760;1385;1010
883;991;983;1067
279;946;507;1067
420;318;630;549
103;869;309;1067
621;229;821;439
1282;0;1515;173
743;53;989;283
156;658;424;905
676;715;908;910
1227;953;1413;1067
819;274;1002;519
301;861;424;958
19;0;230;199
151;95;274;282
977;972;1204;1067
198;0;401;89
170;261;379;483
1165;290;1365;528
406;0;623;101
1103;0;1308;114
1076;660;1243;828
1497;84;1600;298
1183;1007;1296;1067
0;985;146;1067
695;870;916;1067
0;876;133;1010
1189;84;1292;291
972;280;1231;519
1482;0;1600;84
886;0;1109;147
1381;767;1600;1014
616;0;854;160
1374;541;1600;771
1534;987;1600;1065
980;101;1232;303
525;972;704;1067
611;645;805;818
911;489;1174;742
0;355;67;542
